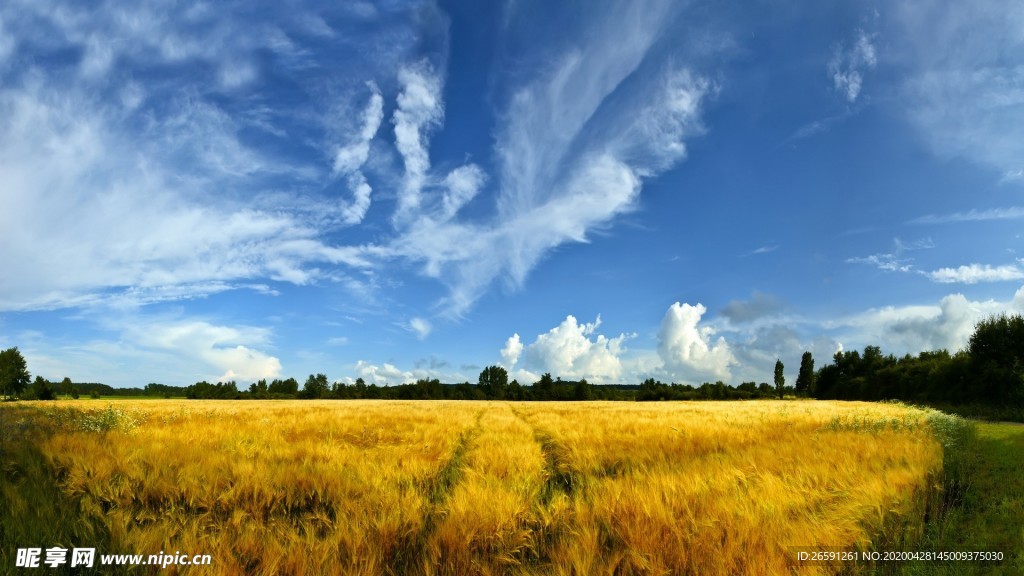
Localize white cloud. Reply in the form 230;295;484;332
392;61;444;225
830;291;1021;355
1;1;719;336
123;320;282;383
0;71;375;312
657;302;735;382
22;315;285;387
746;245;779;256
846;237;935;274
896;0;1024;178
829;29;877;102
441;164;486;220
925;264;1024;284
513;315;633;383
910;206;1024;225
334;85;384;174
846;254;914;273
407;317;432;340
500;333;523;367
382;1;714;317
334;84;384;225
354;360;416;385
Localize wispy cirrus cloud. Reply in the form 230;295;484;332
895;0;1024;180
2;0;720;337
910;206;1024;225
744;245;779;256
0;0;426;313
382;1;718;317
829;29;877;103
334;83;384;226
846;237;934;273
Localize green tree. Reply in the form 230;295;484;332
774;359;785;399
32;375;56;400
968;314;1024;404
478;365;509;399
533;373;555;400
249;379;269;399
795;352;814;396
573;378;593;401
0;347;31;398
268;377;299;396
60;376;74;398
301;373;330;399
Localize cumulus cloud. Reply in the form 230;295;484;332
354;360;416;385
831;292;1018;355
510;315;633;383
657;302;735;382
925;264;1024;284
501;333;523;366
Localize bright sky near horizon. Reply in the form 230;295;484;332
2;0;1024;388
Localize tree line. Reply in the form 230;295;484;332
184;370;627;401
811;315;1024;409
3;314;1022;412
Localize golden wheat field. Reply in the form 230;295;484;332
1;400;946;575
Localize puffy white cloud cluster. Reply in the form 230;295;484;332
354;360;416;385
501;303;735;385
832;290;1024;355
502;315;631;383
656;303;735;382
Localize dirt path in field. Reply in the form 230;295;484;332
510;407;581;502
389;409;484;575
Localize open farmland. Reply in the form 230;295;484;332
1;400;950;575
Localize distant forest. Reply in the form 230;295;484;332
4;315;1023;417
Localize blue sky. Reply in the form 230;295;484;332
2;0;1024;388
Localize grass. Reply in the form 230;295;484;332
893;421;1024;576
0;399;985;575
